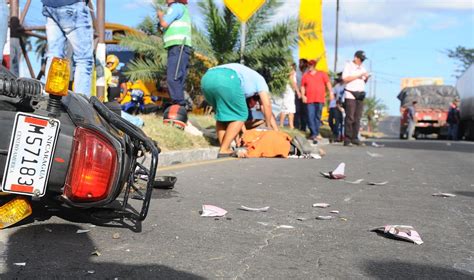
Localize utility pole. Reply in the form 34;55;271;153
240;23;246;65
96;0;105;100
333;0;340;73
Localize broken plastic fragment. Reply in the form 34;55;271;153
257;222;269;226
368;181;389;186
14;263;26;266
372;225;423;245
432;192;456;198
201;205;227;217
312;203;330;208
344;179;364;184
310;153;322;159
87;270;95;274
91;250;101;256
316;216;333;220
277;225;294;229
112;233;121;239
371;142;385;148
296;217;308;221
76;229;90;234
330;210;340;214
320;163;346;179
367;151;383;158
238;205;270;212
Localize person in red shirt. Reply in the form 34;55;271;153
301;59;334;143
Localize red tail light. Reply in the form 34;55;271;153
64;127;117;202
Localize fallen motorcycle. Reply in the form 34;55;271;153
0;58;160;229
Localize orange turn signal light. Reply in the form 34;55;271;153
45;57;70;97
0;196;32;229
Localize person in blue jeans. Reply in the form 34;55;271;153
41;0;93;97
157;0;192;107
0;0;8;66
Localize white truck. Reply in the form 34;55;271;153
457;64;474;140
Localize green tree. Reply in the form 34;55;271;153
364;96;387;132
446;46;474;77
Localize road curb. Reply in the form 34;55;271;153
157;147;220;167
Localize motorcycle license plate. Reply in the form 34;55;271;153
1;113;60;197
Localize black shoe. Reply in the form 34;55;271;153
312;139;318;145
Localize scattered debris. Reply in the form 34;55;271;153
340;217;348;221
310;153;322;159
201;205;227;217
372;225;423;245
318;148;327;157
277;225;294;229
89;224;96;228
76;229;90;234
257;222;269;226
91;250;101;256
432;192;456;198
344;179;364;184
371;142;385;148
13;263;26;266
45;228;53;233
312;203;330;208
238;205;270;212
329;210;340;214
296;217;309;221
320;163;346;179
87;270;95;274
367;151;383;158
316;216;333;220
112;233;121;239
368;181;389;186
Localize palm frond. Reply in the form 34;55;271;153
118;32;165;60
123;58;166;82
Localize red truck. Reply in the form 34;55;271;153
397;85;459;139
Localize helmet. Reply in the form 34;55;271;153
106;54;119;71
163;104;188;129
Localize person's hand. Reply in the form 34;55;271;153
157;10;164;18
302;95;307;103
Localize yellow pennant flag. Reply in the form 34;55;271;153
298;0;328;72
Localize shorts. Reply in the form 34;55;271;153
201;68;248;122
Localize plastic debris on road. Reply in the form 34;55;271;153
238;205;270;212
310;153;322;159
112;233;121;239
432;192;456;198
76;229;90;234
371;142;385;148
312;203;330;208
14;263;26;266
372;225;423;245
344;179;364;184
277;225;294;229
320;163;346;179
297;217;309;221
316;216;334;220
201;205;227;217
367;151;383;158
330;210;340;214
368;181;389;186
91;250;101;256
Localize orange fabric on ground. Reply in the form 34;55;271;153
241;130;292;158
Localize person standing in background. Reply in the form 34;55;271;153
294;59;308;132
328;73;345;142
279;62;299;129
447;99;461;141
157;0;192;110
0;0;8;66
406;101;417;140
41;0;94;96
301;59;334;144
342;50;370;146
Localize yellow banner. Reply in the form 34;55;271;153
298;0;328;72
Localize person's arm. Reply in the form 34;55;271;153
290;70;301;98
258;91;279;131
117;82;128;103
326;81;334;101
157;5;183;29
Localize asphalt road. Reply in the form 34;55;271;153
0;139;473;279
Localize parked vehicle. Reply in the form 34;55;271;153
457;65;474;140
0;60;160;229
397;85;459;139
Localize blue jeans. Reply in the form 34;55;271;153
307;102;323;139
0;1;8;65
167;45;191;105
447;123;459;140
43;2;93;96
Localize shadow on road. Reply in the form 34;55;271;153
1;224;205;279
363;260;473;279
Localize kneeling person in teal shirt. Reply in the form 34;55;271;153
201;63;279;157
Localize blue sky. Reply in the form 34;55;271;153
20;0;474;115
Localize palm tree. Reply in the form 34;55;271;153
119;0;298;97
364;96;387;132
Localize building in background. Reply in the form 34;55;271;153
400;77;443;89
